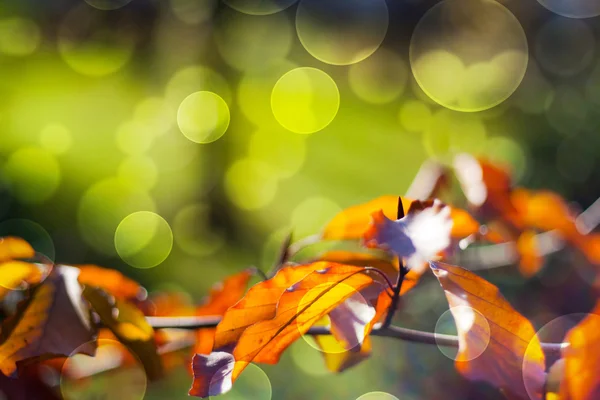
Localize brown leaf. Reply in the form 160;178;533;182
76;264;146;300
0;266;96;376
190;264;375;398
364;200;453;273
83;286;164;381
559;302;600;400
429;261;545;399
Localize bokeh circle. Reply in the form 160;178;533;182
296;0;389;65
410;0;528;112
0;219;55;261
209;363;271;400
60;338;147;400
537;0;600;18
114;211;173;269
271;67;340;134
435;305;491;361
177;91;230;144
356;392;400;400
84;0;133;10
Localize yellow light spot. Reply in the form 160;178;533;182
398;100;432;133
177;91;230;144
115;211;173;269
296;0;388;65
356;392;400;400
215;8;292;72
0;17;40;56
271;67;340;134
410;0;528;112
223;0;298;15
248;127;306;179
78;178;156;255
40;124;72;155
117;156;158;192
224;158;278;210
4;148;60;204
348;47;408;104
173;204;224;257
58;5;135;77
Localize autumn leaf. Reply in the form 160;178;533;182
83;286;164;381
516;230;544;277
314;285;392;372
193;270;252;356
0;237;35;263
213;263;332;350
0;261;45;301
0;266;96;376
429;261;545;399
511;189;600;265
364;199;453;273
76;264;146;300
558;302;600;400
322;195;479;241
190;264;376;398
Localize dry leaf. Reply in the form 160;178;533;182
0;266;96;376
77;264;146;300
430;261;545;399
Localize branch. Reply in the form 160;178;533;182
144;316;567;354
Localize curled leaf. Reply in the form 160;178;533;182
430;261;545;399
0;237;35;263
0;261;44;301
0;266;96;376
364;200;453;273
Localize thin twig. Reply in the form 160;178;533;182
144;315;567;354
267;231;293;278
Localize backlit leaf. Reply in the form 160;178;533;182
0;261;44;301
430;261;545;399
0;237;35;263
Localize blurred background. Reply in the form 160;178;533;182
1;0;600;398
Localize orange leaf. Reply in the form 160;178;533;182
0;266;96;376
193;270;252;356
77;264;145;300
190;264;375;398
559;302;600;400
0;237;35;263
430;261;545;399
213;263;330;350
0;261;45;301
322;196;478;241
516;230;544;277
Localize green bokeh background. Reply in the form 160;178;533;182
1;0;600;399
